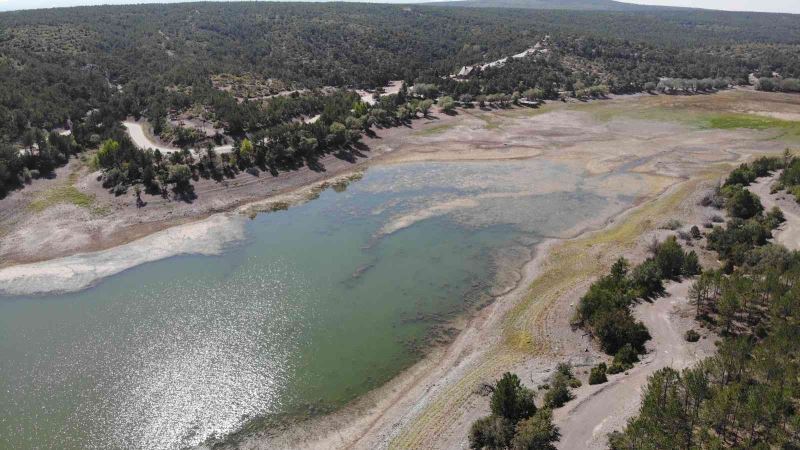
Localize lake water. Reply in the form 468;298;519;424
0;159;641;449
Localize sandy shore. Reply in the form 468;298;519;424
1;89;799;448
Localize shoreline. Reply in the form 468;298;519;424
1;90;796;448
382;169;732;449
225;167;703;450
0;170;366;296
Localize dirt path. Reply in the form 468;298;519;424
749;173;800;251
123;121;234;154
554;280;715;449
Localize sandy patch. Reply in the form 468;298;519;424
0;213;245;296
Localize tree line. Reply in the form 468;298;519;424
610;155;800;449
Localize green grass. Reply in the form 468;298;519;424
28;185;96;213
414;122;457;136
704;113;800;136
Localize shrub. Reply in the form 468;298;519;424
764;206;785;229
684;329;700;342
589;363;608;385
543;373;574;409
439;96;456;113
690;225;702;239
593;309;651;355
655;236;685;279
683;250;701;276
613;343;639;368
555;362;574;379
469;415;514;449
491;372;537;423
631;259;664;299
723;185;764;219
607;362;626;375
662;219;682;230
510;409;560;450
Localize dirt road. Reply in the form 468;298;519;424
749;174;800;251
123;121;234;154
554;280;715;449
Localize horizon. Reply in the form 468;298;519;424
0;0;798;15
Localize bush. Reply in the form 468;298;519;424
469;415;514;449
684;329;700;342
613;343;639;369
682;250;701;276
764;206;785;229
439;96;456;113
607;362;626;374
589;363;608;385
631;259;664;299
543;373;574;409
593;308;651;355
654;236;686;279
510;409;560;450
555;362;574;379
690;225;702;239
490;372;537;423
723;185;764;219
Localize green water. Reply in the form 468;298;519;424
0;160;635;449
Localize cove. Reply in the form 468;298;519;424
0;159;642;449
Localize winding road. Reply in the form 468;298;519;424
554;280;715;449
123;121;233;155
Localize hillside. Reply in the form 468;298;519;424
1;1;800;199
432;0;674;12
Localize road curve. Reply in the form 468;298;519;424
123;121;234;155
554;280;714;449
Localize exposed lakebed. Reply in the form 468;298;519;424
0;158;652;449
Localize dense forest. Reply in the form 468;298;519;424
1;2;800;198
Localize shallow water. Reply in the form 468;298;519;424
0;159;643;449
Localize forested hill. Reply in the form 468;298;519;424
1;1;800;198
431;0;674;12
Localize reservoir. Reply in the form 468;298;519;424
0;158;645;449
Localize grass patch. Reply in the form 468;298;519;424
28;185;96;213
415;122;457;136
703;113;800;136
